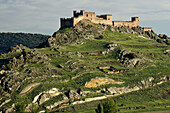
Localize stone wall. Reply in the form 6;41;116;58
60;10;113;28
60;10;139;29
60;18;73;28
113;17;139;28
143;27;152;32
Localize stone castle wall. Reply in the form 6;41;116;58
143;27;152;32
60;18;73;28
113;17;139;28
60;10;139;29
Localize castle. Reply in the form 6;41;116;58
60;10;152;31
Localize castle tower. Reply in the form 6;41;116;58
132;17;139;26
73;11;77;17
80;10;85;15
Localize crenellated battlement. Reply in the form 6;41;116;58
60;10;149;29
113;17;139;28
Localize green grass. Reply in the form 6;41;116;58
42;94;63;107
50;56;69;67
62;39;108;52
36;47;59;54
57;27;73;33
60;30;167;54
1;27;170;113
125;46;166;53
65;82;170;113
65;107;96;113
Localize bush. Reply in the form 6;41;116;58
95;99;118;113
124;53;138;59
95;35;104;39
14;102;26;113
96;104;103;113
22;49;27;57
111;47;121;58
6;64;12;70
157;39;163;43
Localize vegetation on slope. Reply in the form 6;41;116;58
0;32;49;53
0;21;169;113
65;82;170;113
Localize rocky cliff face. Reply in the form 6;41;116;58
45;20;107;47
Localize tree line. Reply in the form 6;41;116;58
0;32;49;53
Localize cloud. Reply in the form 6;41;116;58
0;0;170;36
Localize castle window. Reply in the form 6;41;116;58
108;18;110;20
91;14;92;17
86;14;88;17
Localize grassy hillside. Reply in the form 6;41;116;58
0;32;49;53
65;82;170;113
0;21;169;113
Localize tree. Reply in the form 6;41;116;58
95;103;103;113
95;99;118;113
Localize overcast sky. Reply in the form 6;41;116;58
0;0;170;36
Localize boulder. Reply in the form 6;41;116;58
107;87;117;94
66;90;81;100
38;93;51;105
80;91;91;96
117;49;144;68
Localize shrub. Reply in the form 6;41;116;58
95;35;104;39
111;47;122;58
22;49;27;57
95;104;103;113
95;99;118;113
14;102;26;113
6;64;12;70
157;39;163;43
124;53;138;59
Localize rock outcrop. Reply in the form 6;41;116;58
44;20;107;47
85;77;124;88
33;88;61;105
65;90;81;100
7;44;29;53
117;49;144;68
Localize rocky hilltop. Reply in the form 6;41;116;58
0;20;170;113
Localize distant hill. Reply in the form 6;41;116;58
0;32;50;53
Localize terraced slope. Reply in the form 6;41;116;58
0;20;169;113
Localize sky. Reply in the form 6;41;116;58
0;0;170;36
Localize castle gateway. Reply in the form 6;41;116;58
60;10;139;29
